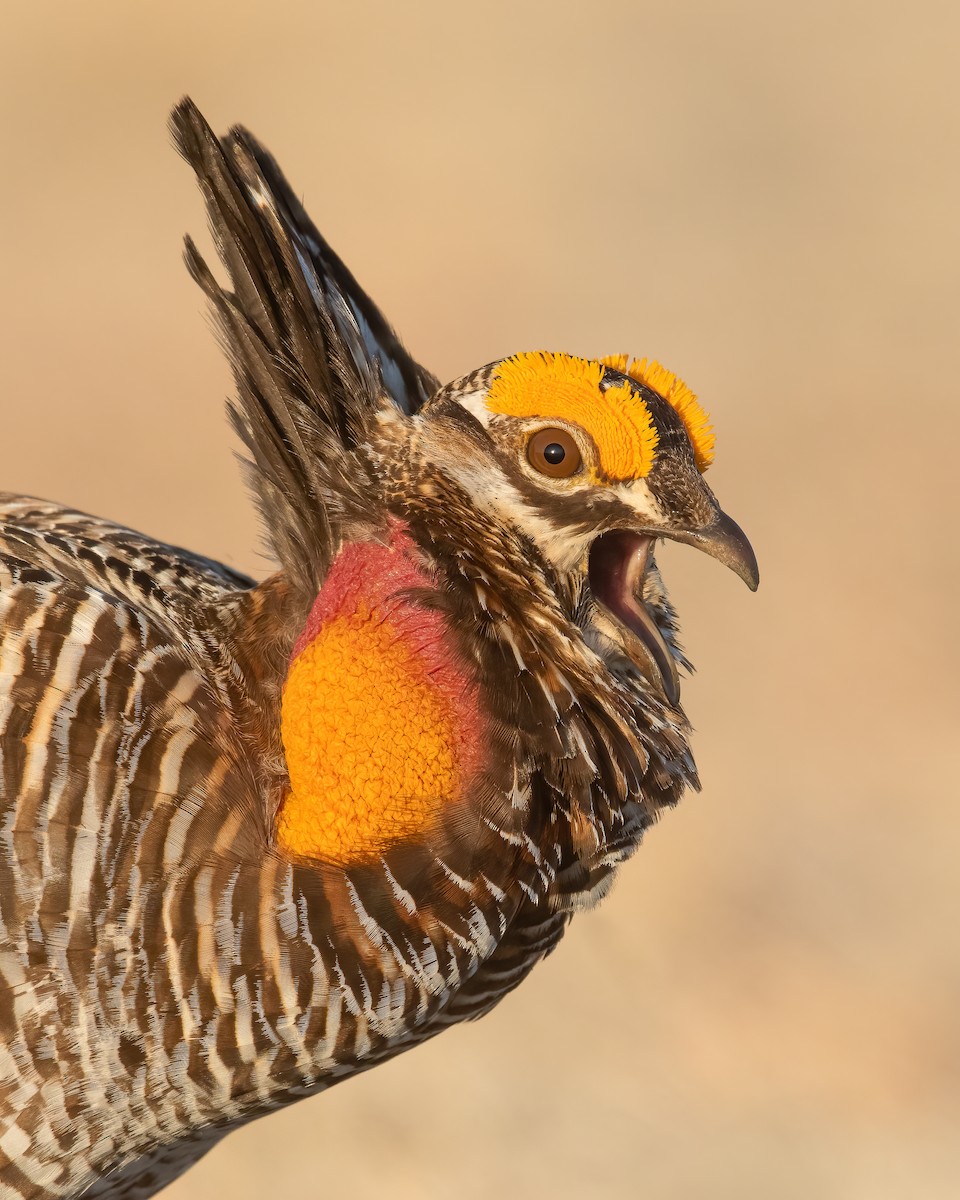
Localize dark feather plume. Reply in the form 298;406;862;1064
169;98;433;595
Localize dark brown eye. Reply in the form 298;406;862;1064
526;427;582;478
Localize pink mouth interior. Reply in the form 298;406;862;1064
587;530;680;706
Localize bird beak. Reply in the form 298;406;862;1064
663;508;760;592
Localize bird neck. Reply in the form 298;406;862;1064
167;503;674;1114
190;538;540;1105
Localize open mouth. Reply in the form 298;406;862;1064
586;510;758;708
588;530;680;706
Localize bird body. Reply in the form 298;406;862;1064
0;101;757;1198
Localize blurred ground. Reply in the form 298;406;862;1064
2;1;958;1196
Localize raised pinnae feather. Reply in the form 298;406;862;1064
171;97;422;595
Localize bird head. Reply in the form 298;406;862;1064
170;98;756;719
385;350;757;708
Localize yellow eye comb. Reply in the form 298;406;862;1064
601;355;715;472
486;351;659;480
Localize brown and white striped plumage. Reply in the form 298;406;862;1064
0;101;757;1198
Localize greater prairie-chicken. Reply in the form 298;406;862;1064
0;99;758;1199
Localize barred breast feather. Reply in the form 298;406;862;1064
0;497;259;1195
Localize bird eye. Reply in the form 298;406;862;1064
527;428;582;479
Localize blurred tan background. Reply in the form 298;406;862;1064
2;1;958;1196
